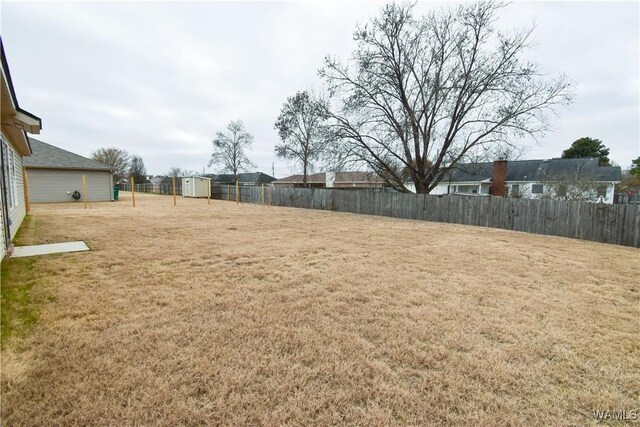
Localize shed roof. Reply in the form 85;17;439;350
23;138;113;171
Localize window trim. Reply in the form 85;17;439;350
596;185;607;198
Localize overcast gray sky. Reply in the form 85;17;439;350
2;1;638;177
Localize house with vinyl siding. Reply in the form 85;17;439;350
1;39;42;259
404;158;621;204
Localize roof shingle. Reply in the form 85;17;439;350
23;138;113;171
445;158;621;182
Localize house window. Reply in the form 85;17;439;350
511;184;520;196
597;185;607;197
531;184;544;194
1;139;17;210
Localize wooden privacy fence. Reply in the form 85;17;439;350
214;185;640;247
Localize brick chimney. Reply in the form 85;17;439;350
489;160;508;197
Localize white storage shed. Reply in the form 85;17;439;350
182;176;211;198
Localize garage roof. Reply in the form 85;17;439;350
23;138;113;171
1;38;42;156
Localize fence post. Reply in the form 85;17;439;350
236;180;240;205
261;183;265;206
131;176;136;207
173;177;177;206
227;184;230;201
208;179;211;205
269;185;272;207
82;175;87;209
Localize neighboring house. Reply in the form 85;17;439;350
150;176;171;185
273;171;389;189
147;175;173;190
272;172;326;188
405;158;621;203
1;39;42;259
206;172;276;186
23;138;114;202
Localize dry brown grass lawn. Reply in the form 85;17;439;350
1;192;638;425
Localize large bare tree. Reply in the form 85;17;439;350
274;91;330;186
128;155;147;183
167;167;198;177
167;167;183;178
91;147;130;180
539;164;608;202
320;2;573;193
208;120;256;181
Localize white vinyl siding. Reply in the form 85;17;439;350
1;136;27;242
8;151;26;241
6;149;15;208
0;185;5;259
26;169;113;202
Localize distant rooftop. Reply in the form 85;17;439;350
442;158;621;183
274;172;386;184
204;172;277;184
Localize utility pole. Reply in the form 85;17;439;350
272;162;275;178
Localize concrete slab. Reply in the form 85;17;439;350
12;241;90;258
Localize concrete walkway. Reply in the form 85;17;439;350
12;241;90;258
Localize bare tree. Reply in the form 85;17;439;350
128;155;148;183
208;120;256;182
167;167;198;177
540;165;607;202
91;147;130;180
167;167;183;177
274;91;331;186
320;2;573;193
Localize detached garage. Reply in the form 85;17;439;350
23;138;114;203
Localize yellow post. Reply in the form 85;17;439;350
261;183;265;206
269;185;272;207
235;180;240;205
131;176;136;207
207;179;211;205
172;176;177;206
82;175;87;209
23;168;30;213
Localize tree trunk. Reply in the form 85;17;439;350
415;179;430;194
303;162;308;188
